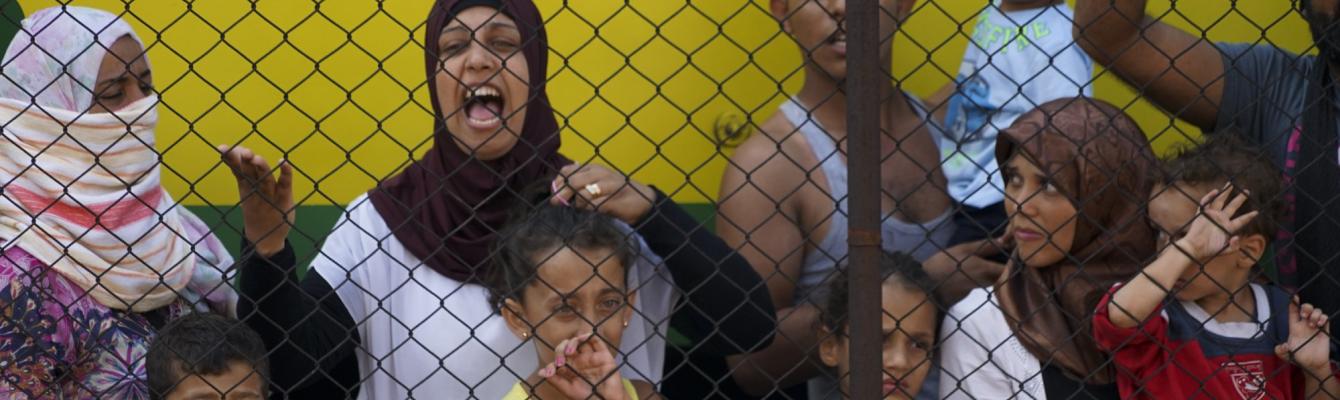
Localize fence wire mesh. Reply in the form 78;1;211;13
0;0;1338;399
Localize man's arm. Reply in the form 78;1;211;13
1074;0;1227;130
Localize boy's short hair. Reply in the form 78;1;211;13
1160;134;1284;239
146;312;270;400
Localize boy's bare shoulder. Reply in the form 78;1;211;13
727;111;817;174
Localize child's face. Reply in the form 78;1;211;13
504;246;634;368
1148;184;1256;302
821;282;937;399
163;361;265;400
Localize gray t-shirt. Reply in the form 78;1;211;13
1214;42;1333;287
1215;42;1317;168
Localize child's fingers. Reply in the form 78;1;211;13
569;332;591;354
577;332;608;359
1199;188;1221;208
1275;343;1292;361
574;332;597;355
570;349;600;371
1224;189;1250;215
554;338;573;367
564;333;605;371
1228;211;1260;232
588;332;611;354
562;332;592;356
1209;186;1228;210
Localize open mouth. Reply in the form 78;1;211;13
828;31;847;44
823;28;847;57
828;30;847;51
462;84;505;129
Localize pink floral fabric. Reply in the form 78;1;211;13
0;246;196;399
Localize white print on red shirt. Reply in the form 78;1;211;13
1225;360;1267;400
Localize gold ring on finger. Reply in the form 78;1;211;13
584;183;603;198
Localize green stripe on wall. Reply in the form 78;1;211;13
185;203;719;271
0;1;20;53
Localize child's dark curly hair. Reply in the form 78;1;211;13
820;251;940;335
486;180;639;311
1159;134;1284;240
146;313;269;400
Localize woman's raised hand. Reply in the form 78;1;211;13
219;145;294;258
551;163;655;225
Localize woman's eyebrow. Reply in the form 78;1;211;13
442;21;519;35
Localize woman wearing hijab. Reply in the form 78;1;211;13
0;6;236;399
224;1;774;398
937;97;1158;399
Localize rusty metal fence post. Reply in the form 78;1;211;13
846;0;882;398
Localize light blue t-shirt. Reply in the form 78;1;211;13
940;2;1093;208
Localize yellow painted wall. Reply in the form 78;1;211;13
16;1;1316;206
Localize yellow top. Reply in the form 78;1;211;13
501;379;639;400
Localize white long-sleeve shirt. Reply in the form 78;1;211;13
310;194;674;400
938;287;1045;400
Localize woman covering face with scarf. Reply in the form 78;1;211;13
0;6;236;399
225;0;774;398
938;97;1157;400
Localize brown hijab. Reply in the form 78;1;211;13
993;97;1157;384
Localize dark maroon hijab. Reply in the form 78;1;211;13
369;0;567;281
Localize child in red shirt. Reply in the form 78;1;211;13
1093;137;1338;399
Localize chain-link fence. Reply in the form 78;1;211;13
1;0;1339;399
